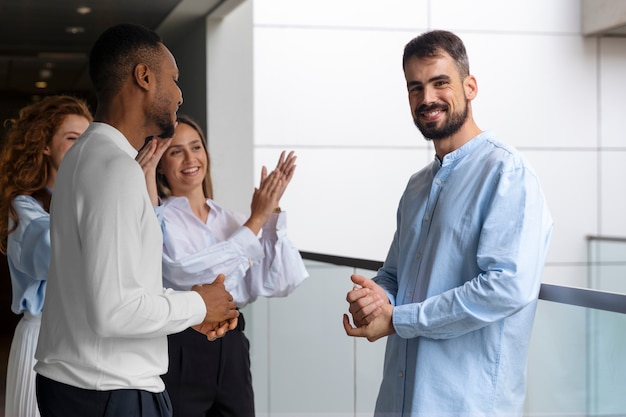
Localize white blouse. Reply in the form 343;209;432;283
157;196;308;307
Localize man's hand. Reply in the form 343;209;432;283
346;274;388;327
343;303;395;342
191;274;239;340
192;317;238;341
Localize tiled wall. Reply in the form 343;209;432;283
205;0;626;415
250;0;626;287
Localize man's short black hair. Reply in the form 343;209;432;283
89;23;163;100
402;30;470;79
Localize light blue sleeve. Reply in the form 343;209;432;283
7;197;50;315
393;166;553;340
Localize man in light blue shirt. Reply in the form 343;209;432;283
344;30;553;416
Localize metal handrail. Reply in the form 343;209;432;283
587;235;626;243
299;251;626;314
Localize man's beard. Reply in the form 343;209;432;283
156;120;175;139
149;90;176;139
413;100;469;141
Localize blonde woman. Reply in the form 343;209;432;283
140;115;308;416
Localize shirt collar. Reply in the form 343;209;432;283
438;130;491;167
89;122;138;158
165;195;215;211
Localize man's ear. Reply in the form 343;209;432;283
464;75;478;100
134;63;152;91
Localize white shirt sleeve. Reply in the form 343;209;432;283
161;198;308;307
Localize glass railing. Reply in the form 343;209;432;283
277;249;626;417
587;235;626;295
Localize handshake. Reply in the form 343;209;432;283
191;274;239;341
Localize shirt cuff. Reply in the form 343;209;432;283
187;290;209;324
262;211;287;238
392;303;420;339
231;226;264;262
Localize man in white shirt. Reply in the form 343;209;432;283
34;23;239;417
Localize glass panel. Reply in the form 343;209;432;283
587;308;626;415
527;299;626;416
258;254;626;416
588;238;626;294
526;300;587;415
266;259;357;416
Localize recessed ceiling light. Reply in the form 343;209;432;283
76;6;92;15
39;69;53;79
66;26;85;35
35;81;48;89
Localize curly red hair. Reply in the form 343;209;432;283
0;95;93;254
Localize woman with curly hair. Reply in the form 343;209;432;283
0;95;92;417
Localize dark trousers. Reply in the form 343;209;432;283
163;314;254;417
36;374;172;417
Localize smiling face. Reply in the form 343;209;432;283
158;122;208;197
43;113;90;176
405;51;475;142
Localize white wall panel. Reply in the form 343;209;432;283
254;27;421;147
431;0;581;33
526;150;598;264
254;0;427;29
207;1;255;215
464;33;598;149
255;146;433;261
600;151;626;236
600;37;626;148
540;264;588;288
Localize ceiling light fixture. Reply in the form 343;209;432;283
35;81;48;89
39;69;53;79
66;26;85;34
76;6;92;15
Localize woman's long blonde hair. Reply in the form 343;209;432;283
0;95;93;254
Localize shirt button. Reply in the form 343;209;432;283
436;179;442;185
399;371;404;377
424;215;430;222
416;252;422;259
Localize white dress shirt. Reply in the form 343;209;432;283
158;196;308;308
35;123;206;393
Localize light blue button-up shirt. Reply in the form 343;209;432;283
373;131;553;416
